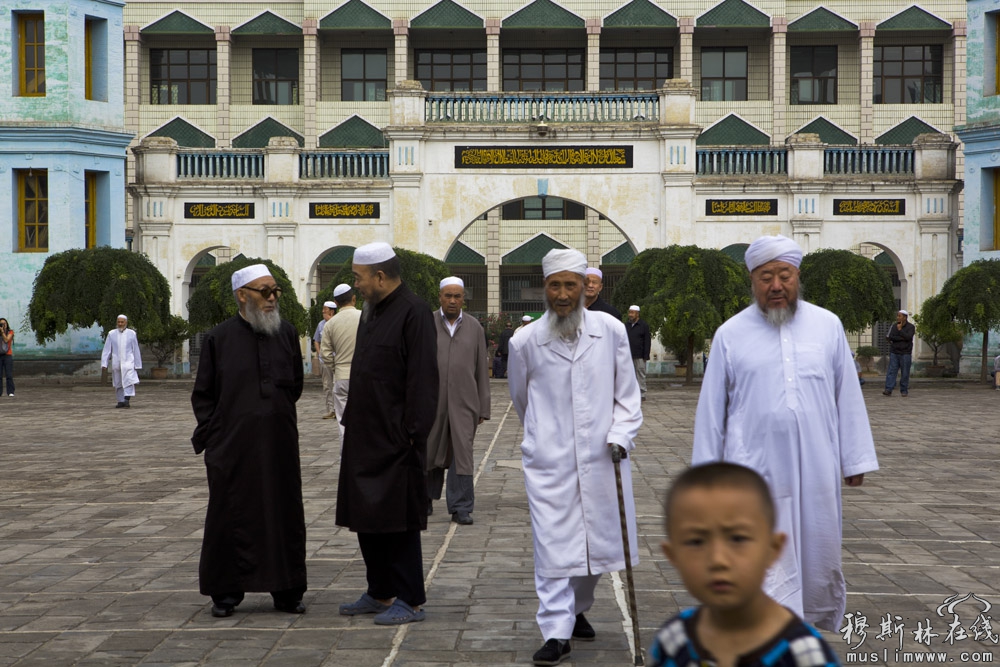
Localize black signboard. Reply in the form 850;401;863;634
706;199;778;216
455;146;633;168
833;199;906;215
184;203;254;219
309;202;380;219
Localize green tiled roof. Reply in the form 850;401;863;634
319;117;387;148
878;7;950;31
142;11;214;35
320;0;392;30
503;0;585;29
196;253;217;267
602;242;636;265
503;234;568;264
788;7;855;32
605;0;677;28
232;118;304;148
320;246;355;265
876;117;940;145
149;118;216;148
874;251;895;267
720;243;748;264
446;241;486;265
697;0;769;28
795;117;857;145
232;12;302;35
412;0;483;29
697;115;769;146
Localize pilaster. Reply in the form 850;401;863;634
859;21;875;144
215;27;231;147
394;20;409;87
303;19;318;148
487;19;501;92
487;208;500;314
586;208;601;266
771;18;787;140
679;18;694;84
587;19;601;92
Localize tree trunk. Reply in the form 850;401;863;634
982;330;990;383
931;344;939;367
686;335;695;385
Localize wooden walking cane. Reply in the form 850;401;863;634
611;444;644;666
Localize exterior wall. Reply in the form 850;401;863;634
1;0;131;365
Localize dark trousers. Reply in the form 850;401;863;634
427;466;474;515
358;530;425;607
885;352;911;393
210;585;305;607
0;355;13;395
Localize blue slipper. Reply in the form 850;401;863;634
339;593;390;616
373;599;426;625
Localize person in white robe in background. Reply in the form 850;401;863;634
508;248;643;666
101;314;142;408
692;234;879;632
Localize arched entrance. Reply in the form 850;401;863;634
309;245;356;300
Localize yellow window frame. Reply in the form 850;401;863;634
85;19;93;100
994;170;1000;251
18;170;49;252
19;13;45;97
85;172;97;248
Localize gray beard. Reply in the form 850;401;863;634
361;300;374;323
759;299;798;327
246;298;281;336
546;294;586;340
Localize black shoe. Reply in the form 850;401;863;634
572;613;595;641
274;599;306;614
427;501;433;516
901;392;908;397
882;390;892;396
211;603;234;618
452;512;473;525
532;639;570;666
115;402;126;408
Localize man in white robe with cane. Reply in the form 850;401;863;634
508;248;643;666
101;314;142;408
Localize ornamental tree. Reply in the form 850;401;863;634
798;249;895;334
187;257;308;334
612;245;750;383
938;259;1000;382
913;293;964;368
28;248;171;344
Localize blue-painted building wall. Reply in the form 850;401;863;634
0;0;132;367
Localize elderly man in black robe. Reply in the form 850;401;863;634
191;264;307;618
337;242;439;625
584;267;622;320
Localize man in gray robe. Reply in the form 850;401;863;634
426;277;491;525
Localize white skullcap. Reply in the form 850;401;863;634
117;314;128;321
542;248;587;279
585;267;603;279
332;283;352;298
323;301;337;309
744;235;803;272
629;305;640;312
522;315;532;322
899;309;909;317
353;242;395;265
231;264;272;291
440;276;464;290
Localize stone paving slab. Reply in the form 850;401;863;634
0;378;998;665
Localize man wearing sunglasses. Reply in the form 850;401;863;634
191;263;307;619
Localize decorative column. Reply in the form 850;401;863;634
124;25;141;241
303;19;318;148
587;19;601;92
679;18;694;84
771;17;787;140
858;21;875;144
215;26;231;147
486;19;501;92
952;19;968;234
586;209;601;266
487;208;501;314
393;19;409;86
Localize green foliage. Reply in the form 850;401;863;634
146;315;191;367
798;249;895;334
187;257;308;334
315;247;451;325
28;248;171;345
855;345;880;360
613;245;750;382
481;313;517;351
913;293;964;367
938;259;1000;380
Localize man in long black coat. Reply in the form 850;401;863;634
191;264;307;618
337;242;439;625
584;267;622;320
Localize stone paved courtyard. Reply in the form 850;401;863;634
0;377;998;666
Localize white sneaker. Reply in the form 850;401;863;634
7;394;13;397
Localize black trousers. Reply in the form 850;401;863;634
210;585;305;607
358;530;425;607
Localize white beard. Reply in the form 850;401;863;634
546;294;586;340
759;299;797;327
246;297;281;336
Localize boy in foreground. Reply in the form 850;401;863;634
650;463;841;667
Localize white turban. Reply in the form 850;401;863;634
522;315;532;322
353;242;395;265
629;305;640;312
585;267;603;279
542;248;587;279
117;314;128;321
231;264;272;291
440;276;464;290
323;301;337;309
744;235;803;272
333;283;352;298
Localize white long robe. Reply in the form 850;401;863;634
508;309;643;578
101;328;142;391
693;300;879;631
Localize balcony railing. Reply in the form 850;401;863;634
425;92;659;123
824;147;915;175
177;151;265;179
696;148;788;175
299;151;390;179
